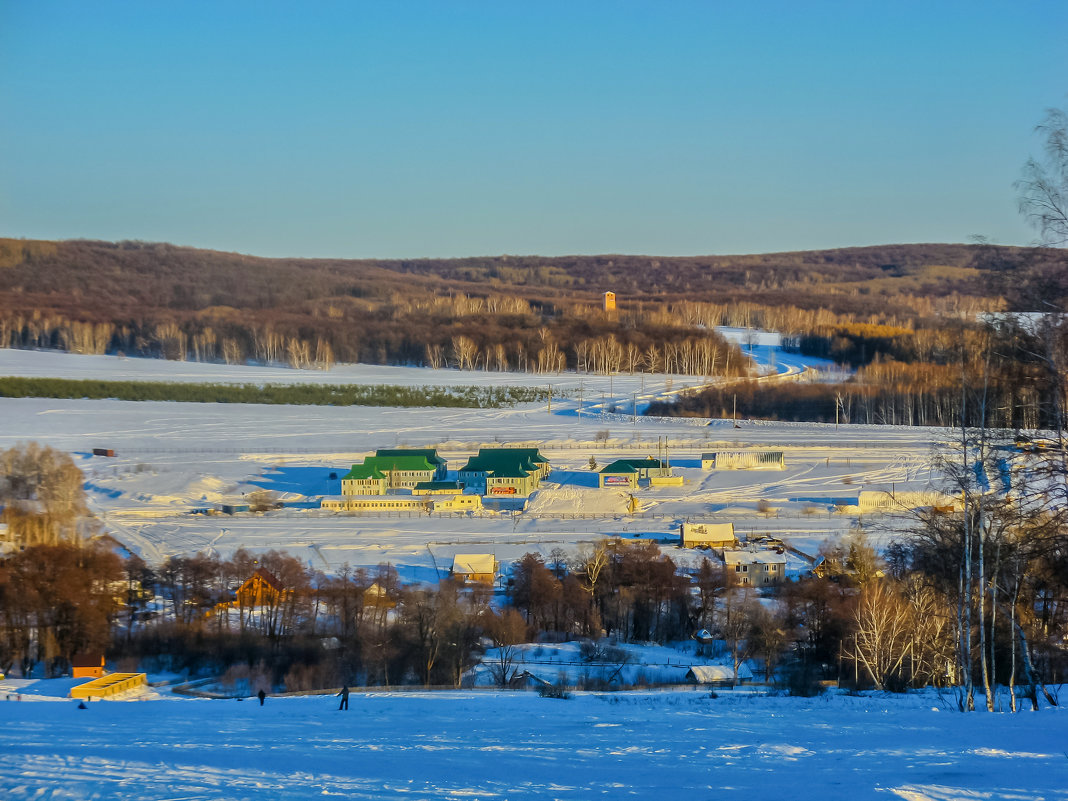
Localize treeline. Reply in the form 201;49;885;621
648;317;1068;430
646;369;1054;429
0;306;752;379
4;520;1065;702
0;377;549;408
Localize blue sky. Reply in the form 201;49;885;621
1;1;1065;258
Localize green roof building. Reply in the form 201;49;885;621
342;448;448;494
458;447;550;496
598;458;671;489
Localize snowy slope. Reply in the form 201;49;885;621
0;687;1063;800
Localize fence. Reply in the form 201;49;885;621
111;429;945;458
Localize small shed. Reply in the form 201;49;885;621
598;461;638;489
598;458;672;489
687;663;753;685
680;522;736;548
72;654;105;679
363;582;396;609
451;554;497;585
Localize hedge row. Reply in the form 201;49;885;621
0;377;549;408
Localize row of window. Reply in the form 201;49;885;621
734;564;782;572
329;500;426;509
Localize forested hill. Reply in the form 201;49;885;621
0;237;1059;376
0;238;1025;316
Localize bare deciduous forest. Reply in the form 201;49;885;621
1;239;1062;382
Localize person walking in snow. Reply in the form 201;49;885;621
258;689;266;706
337;685;349;710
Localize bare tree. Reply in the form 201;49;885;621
1017;106;1068;245
485;608;528;688
848;580;914;691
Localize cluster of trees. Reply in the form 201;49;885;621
0;542;124;677
0;443;93;546
0;377;549;409
109;551;493;689
649;309;1068;431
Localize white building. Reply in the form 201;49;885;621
723;548;787;586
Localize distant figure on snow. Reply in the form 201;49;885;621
258;689;266;706
338;685;349;710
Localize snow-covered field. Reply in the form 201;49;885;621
0;683;1064;800
0;346;948;577
1;349;1061;800
0;392;946;577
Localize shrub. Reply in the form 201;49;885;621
537;684;573;700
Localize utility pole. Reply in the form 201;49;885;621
632;392;637;425
547;384;551;415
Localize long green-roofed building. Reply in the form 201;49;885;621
342;448;448;494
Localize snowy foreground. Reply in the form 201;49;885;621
1;687;1065;800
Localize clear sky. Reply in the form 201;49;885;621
1;1;1066;259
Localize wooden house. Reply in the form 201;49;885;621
451;554;497;585
234;567;288;607
71;653;105;679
